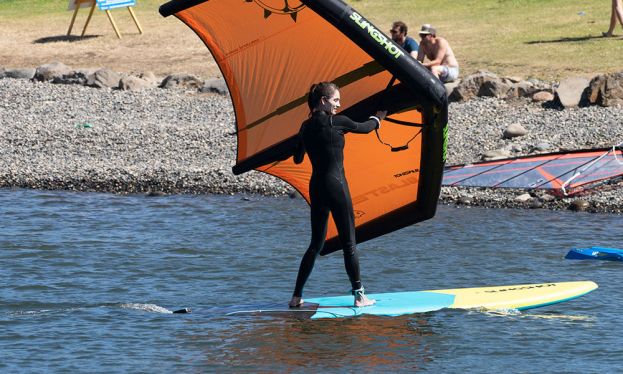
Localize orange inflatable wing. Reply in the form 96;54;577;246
160;0;448;255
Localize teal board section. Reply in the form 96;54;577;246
566;247;623;261
305;291;455;319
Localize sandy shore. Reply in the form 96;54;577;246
0;77;621;214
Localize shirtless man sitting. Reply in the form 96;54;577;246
416;24;459;83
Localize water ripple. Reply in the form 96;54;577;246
1;188;621;372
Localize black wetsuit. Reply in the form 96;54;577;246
292;111;379;298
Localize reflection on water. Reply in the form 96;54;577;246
194;315;436;370
513;312;596;322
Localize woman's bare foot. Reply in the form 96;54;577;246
289;296;304;308
353;288;376;307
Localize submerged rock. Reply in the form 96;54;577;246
528;199;543;209
457;196;473;205
515;193;532;202
569;199;590;212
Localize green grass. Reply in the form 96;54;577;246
356;0;622;79
1;0;621;79
0;0;163;17
0;0;84;17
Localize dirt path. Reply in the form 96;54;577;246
0;5;219;78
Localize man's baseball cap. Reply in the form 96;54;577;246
419;24;436;35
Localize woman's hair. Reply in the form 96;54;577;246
307;82;339;111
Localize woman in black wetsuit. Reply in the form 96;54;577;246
289;82;386;308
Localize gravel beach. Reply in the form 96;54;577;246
1;78;622;213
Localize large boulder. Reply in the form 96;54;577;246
449;70;497;101
555;77;590;108
443;80;460;98
137;71;159;86
87;69;121;89
588;71;623;107
449;71;515;101
515;80;536;97
480;77;514;98
2;68;36;79
34;62;73;82
119;75;152;91
199;78;228;95
52;69;93;85
160;73;204;90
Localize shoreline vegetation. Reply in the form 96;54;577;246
1;67;621;214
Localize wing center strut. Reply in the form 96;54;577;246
374;76;423;152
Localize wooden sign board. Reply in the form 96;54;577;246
67;0;95;10
67;0;142;39
96;0;136;11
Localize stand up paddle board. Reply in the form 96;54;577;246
226;281;597;319
566;247;623;261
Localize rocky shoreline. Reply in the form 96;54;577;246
1;67;622;214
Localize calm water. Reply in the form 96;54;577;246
1;188;621;373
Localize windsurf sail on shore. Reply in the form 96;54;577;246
443;143;623;196
160;0;448;255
